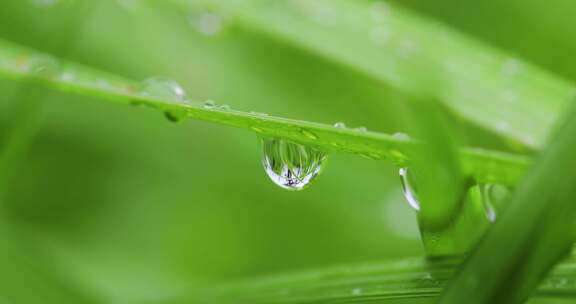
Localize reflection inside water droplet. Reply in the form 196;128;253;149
399;167;420;211
261;137;327;190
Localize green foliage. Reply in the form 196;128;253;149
1;0;576;303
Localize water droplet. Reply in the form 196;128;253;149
190;11;223;36
300;129;318;140
140;77;187;102
27;55;60;77
203;100;216;109
219;104;231;110
480;184;511;222
164;112;183;122
355;126;368;132
392;132;410;140
333;122;346;128
399;167;420;211
261;138;327;190
249;111;269;117
139;77;188;122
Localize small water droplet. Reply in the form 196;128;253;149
261;138;327;190
300;129;318;140
203;100;216;109
140;77;187;102
351;288;363;296
140;77;188;122
190;11;223;36
333;122;346;128
399;167;420;211
355;126;368;132
480;184;511;222
27;55;60;78
249;111;269;116
164;112;182;122
392;132;410;140
219;104;231;110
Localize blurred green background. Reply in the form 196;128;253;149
0;0;573;303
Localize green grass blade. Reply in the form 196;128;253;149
168;0;575;149
440;101;576;303
404;101;490;255
148;254;576;303
0;38;529;186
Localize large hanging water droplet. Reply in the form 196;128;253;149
140;77;188;122
261;138;327;190
480;183;511;222
399;167;420;211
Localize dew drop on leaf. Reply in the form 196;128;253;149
355;126;368;132
392;132;410;140
261;137;327;190
399;167;420;211
203;100;217;109
140;77;188;122
140;77;187;102
27;55;60;78
333;122;346;128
